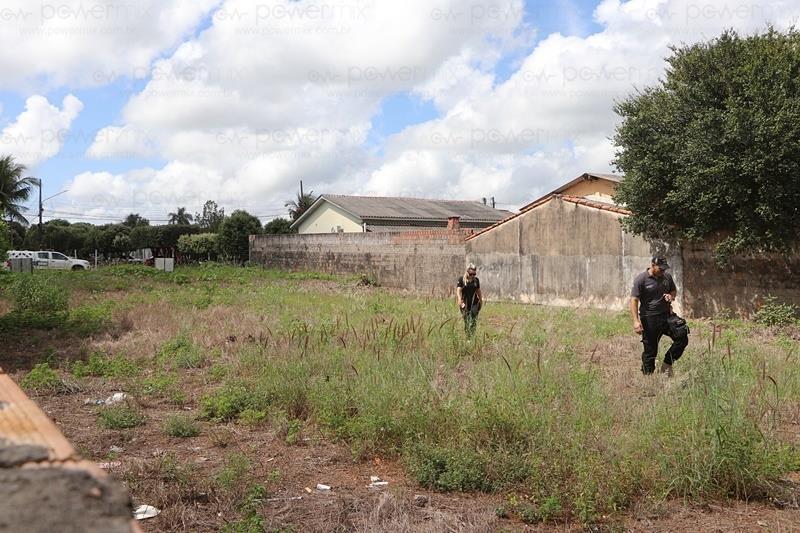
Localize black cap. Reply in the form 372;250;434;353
651;256;670;269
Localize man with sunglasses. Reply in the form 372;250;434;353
456;263;482;336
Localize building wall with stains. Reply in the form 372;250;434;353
466;197;683;313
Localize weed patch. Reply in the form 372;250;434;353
21;362;65;393
98;405;145;430
164;414;200;438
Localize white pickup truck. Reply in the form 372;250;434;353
5;250;91;271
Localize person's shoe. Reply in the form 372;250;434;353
660;363;673;377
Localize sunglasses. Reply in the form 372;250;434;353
468;271;476;276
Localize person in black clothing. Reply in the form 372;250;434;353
456;263;482;336
630;256;688;376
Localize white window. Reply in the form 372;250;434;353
37;252;49;259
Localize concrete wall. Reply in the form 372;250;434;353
296;201;364;234
466;197;682;313
250;229;472;294
681;240;800;318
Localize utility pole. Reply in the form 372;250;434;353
37;179;42;250
300;179;304;198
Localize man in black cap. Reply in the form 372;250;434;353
630;256;688;375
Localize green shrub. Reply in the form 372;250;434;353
754;296;798;327
66;304;113;336
407;444;492;492
238;408;268;426
164;414;200;438
72;352;139;379
21;363;64;393
159;335;206;369
201;384;255;421
98;405;145;429
11;274;68;314
6;274;69;328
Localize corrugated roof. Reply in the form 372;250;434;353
325;194;512;221
292;194;512;229
465;194;631;241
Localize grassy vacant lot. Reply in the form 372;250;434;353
1;265;799;531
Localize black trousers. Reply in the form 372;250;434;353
640;314;688;374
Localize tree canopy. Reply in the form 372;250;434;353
195;200;225;232
613;28;800;262
0;155;36;224
285;190;317;221
168;207;193;225
217;210;261;263
263;217;294;234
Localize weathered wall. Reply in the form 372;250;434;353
466;198;682;313
681;240;800;318
250;230;471;294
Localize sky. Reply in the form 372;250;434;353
0;0;798;224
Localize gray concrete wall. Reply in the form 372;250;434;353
681;240;800;318
466;198;683;313
250;230;471;295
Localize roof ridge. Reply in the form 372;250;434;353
322;193;489;205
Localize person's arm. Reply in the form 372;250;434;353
475;287;483;304
630;297;642;333
456;284;465;309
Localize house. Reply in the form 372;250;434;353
291;194;513;234
520;171;622;209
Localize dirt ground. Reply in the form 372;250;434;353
3;277;799;531
12;340;798;531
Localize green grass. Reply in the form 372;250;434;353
3;264;799;525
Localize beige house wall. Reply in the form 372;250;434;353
295;202;364;234
561;179;618;203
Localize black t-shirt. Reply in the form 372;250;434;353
631;270;676;317
457;276;480;309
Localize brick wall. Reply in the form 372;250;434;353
250;230;472;295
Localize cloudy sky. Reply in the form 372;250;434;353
1;0;798;224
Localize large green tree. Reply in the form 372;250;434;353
195;200;225;232
217;210;261;263
0;155;36;224
613;28;800;262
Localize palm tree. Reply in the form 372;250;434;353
0;155;36;224
167;207;193;225
285;190;317;221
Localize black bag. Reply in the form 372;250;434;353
666;314;690;338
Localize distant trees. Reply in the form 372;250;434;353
613;28;800;262
177;233;218;261
0;155;36;224
263;217;293;234
168;207;193;225
0;220;10;257
195;200;225;232
285;191;317;221
217;210;261;263
122;213;149;227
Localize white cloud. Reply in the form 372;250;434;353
0;94;83;167
0;0;220;90
66;0;800;221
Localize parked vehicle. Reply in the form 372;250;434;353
4;250;91;271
